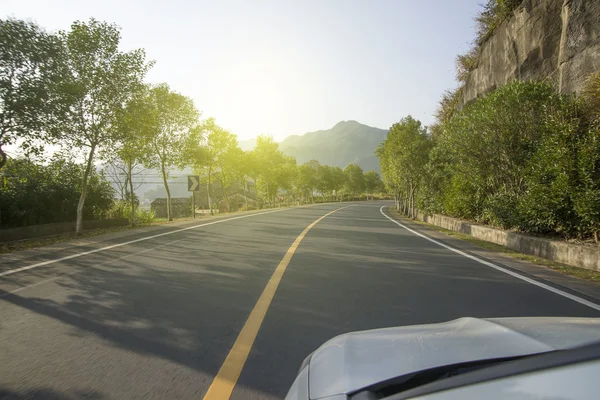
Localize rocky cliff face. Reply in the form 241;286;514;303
461;0;600;105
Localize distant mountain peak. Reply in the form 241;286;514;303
280;120;388;173
332;120;361;128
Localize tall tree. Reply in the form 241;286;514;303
329;166;346;201
58;19;151;233
377;116;431;217
297;160;320;203
344;163;365;199
143;83;201;221
364;170;383;199
0;18;70;171
252;136;286;206
114;86;155;226
197;119;239;213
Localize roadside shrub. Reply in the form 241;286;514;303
0;157;115;227
427;80;586;232
110;200;155;225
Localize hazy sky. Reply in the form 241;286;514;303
3;0;481;141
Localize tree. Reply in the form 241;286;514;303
297;160;320;203
376;116;432;217
196;119;239;214
364;170;383;199
329;166;346;201
279;156;298;205
58;19;151;233
0;18;71;171
143;83;201;221
251;136;287;206
344;163;365;200
114;86;155;226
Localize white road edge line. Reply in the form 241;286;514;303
379;206;600;312
0;236;187;298
0;209;287;278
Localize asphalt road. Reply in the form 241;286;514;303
0;201;599;399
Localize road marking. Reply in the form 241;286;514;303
380;206;600;312
0;237;187;298
203;206;348;400
0;208;294;278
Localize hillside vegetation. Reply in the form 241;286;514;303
279;121;387;173
377;0;600;244
240;121;387;173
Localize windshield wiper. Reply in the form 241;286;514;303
349;356;526;400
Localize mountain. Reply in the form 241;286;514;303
279;121;387;173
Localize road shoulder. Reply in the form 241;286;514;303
386;208;600;303
0;208;285;268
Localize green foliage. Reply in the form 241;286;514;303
434;87;463;125
431;81;582;229
343;163;366;195
582;72;600;119
2;17;387;230
142;83;201;220
364;170;384;194
58;18;152;232
377;116;432;216
110;201;155;224
0;18;71;170
380;79;600;242
456;48;478;83
0;157;114;227
476;0;522;45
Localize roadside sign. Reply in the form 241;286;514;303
188;175;200;191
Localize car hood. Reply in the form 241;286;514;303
307;317;600;399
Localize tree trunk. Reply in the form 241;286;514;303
253;177;260;209
243;180;248;211
595;231;599;244
207;166;213;215
160;158;172;221
0;146;7;171
76;143;97;234
128;159;135;227
409;184;415;219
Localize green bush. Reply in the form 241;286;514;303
110;200;155;225
0;157;115;227
412;78;600;241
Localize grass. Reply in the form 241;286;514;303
0;216;200;254
390;210;600;283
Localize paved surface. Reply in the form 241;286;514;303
0;201;598;399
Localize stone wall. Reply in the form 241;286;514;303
461;0;600;105
416;212;600;272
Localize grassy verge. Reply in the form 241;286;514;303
390;210;600;283
0;217;199;254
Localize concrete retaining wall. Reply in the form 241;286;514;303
416;212;600;272
0;219;129;243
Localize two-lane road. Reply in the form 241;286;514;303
0;202;598;399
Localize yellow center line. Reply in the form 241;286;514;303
202;206;349;400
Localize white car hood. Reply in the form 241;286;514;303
307;317;600;399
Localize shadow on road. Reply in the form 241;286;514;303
0;388;105;399
0;226;300;398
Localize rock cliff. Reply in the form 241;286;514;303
461;0;600;105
